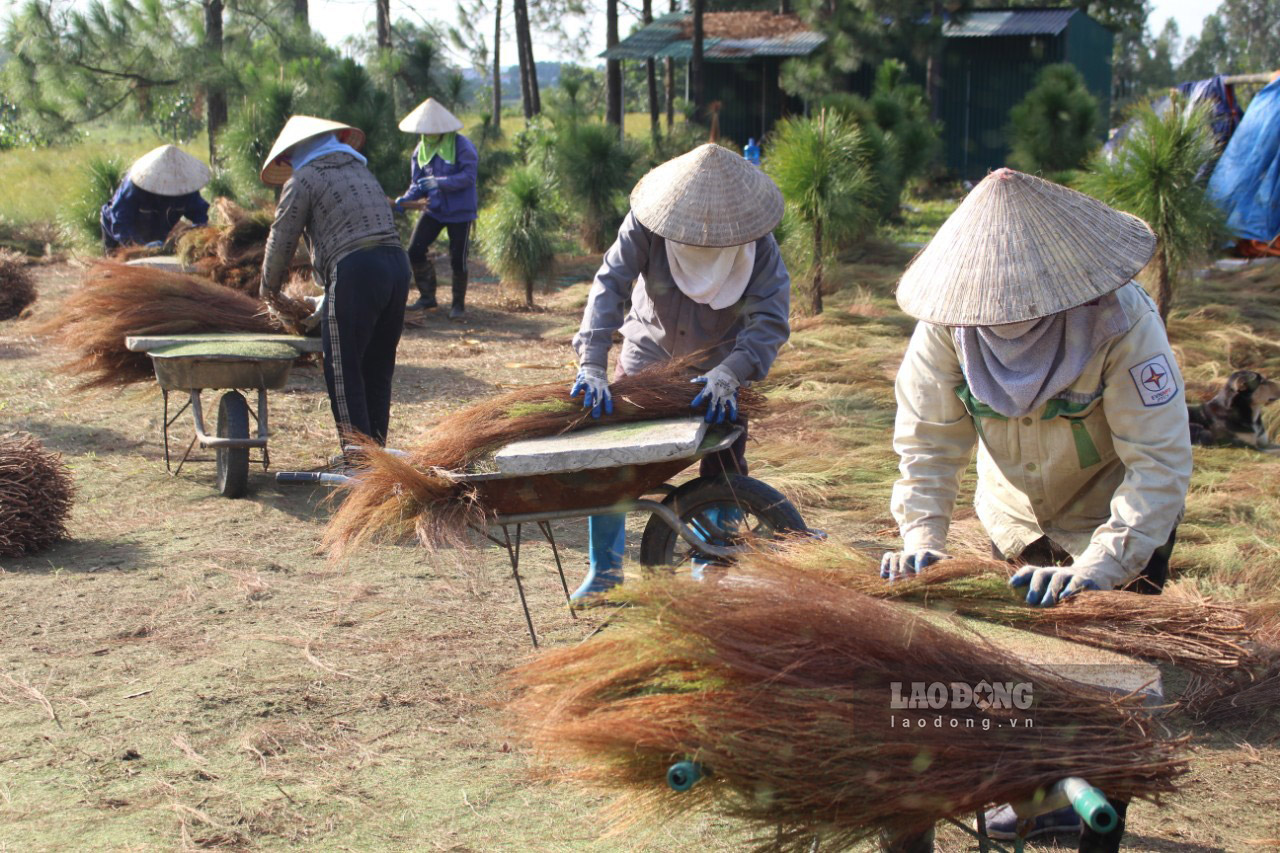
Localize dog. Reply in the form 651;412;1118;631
1187;370;1280;450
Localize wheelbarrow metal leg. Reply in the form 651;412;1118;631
537;520;577;619
500;523;538;648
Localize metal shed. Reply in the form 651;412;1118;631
601;11;826;146
940;8;1114;180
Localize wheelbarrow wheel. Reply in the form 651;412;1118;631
638;473;806;567
216;391;250;499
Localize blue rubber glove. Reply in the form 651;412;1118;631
1009;565;1099;607
391;196;408;214
690;364;740;424
879;549;948;581
570;365;613;419
414;175;438;194
144;240;163;248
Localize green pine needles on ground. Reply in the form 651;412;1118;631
1076;100;1225;321
1008;63;1100;177
477;165;563;307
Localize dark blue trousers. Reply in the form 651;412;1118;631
322;246;411;446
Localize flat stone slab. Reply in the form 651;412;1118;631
125;255;195;274
936;614;1164;703
493;416;709;476
126;333;321;354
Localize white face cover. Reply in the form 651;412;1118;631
986;318;1042;340
664;240;756;310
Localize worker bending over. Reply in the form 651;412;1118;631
882;168;1192;844
568;143;792;603
100;145;210;251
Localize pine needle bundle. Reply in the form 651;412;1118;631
743;540;1252;679
173;200;310;295
0;249;37;321
324;360;767;554
0;432;75;557
508;567;1188;849
40;261;291;389
1182;602;1280;723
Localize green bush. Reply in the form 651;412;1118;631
220;78;298;202
554;122;636;253
65;155;126;248
477;165;563;307
815;93;902;220
1075;100;1225;321
868;59;940;185
1008;63;1100;175
765;109;878;316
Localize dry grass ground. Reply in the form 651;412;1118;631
2;235;1279;850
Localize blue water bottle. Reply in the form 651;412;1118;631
743;138;761;166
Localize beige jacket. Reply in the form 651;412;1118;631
890;283;1192;590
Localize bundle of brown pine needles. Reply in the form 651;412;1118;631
324;360;767;554
175;199;311;295
0;249;37;321
0;432;75;557
40;261;307;389
508;566;1188;850
743;540;1254;680
1181;601;1280;722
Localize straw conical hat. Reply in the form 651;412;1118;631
631;143;783;247
896;168;1156;326
260;115;366;185
128;145;210;195
398;98;464;134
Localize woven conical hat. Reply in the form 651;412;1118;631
128;145;210;195
399;98;464;134
631;143;783;247
896;169;1157;326
260;115;366;185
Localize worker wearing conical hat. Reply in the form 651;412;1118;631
100;144;211;251
259;116;411;451
885;168;1192;841
567;143;792;603
392;98;477;321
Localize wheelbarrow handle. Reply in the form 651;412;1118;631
1013;776;1117;834
275;471;353;486
666;760;706;792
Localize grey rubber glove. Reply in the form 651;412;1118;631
691;364;741;424
301;295;325;333
879;549;949;581
570;365;613;418
1009;565;1099;607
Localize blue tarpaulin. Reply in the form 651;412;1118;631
1208;77;1280;243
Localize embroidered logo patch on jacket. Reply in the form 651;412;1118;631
1129;354;1177;407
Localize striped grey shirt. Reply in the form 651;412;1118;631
261;152;403;294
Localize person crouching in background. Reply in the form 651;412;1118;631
100;145;210;251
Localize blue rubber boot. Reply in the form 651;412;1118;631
571;513;626;604
691;506;742;581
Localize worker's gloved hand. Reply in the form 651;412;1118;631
690;364;740;424
1009;565;1099;607
414;175;438;194
144;240;163;248
301;295;325;334
391;196;408;214
570;365;613;418
879;549;948;581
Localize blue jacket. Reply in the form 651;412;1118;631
399;134;479;224
100;178;210;249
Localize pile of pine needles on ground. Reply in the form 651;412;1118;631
40;261;311;389
325;360;766;553
508;565;1188;850
0;249;37;321
0;432;75;557
175;199;311;294
740;540;1279;719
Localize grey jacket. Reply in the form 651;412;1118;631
572;212;791;383
261;152;404;294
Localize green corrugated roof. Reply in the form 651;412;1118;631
601;12;825;61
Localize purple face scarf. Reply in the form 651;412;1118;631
953;290;1133;418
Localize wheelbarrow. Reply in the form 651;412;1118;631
278;417;810;645
126;333;321;498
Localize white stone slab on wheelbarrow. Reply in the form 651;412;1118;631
126;332;322;354
493;416;710;476
126;255;196;274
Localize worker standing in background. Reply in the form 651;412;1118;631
100;145;210;251
259;116;411;451
881;168;1192;847
568;144;792;603
393;98;479;321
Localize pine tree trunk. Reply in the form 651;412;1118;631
514;0;533;119
665;0;676;129
606;0;622;129
643;0;658;138
1153;241;1171;323
691;0;706;123
203;0;226;164
514;0;540;116
492;0;502;132
375;0;390;49
293;0;308;26
809;218;824;316
525;277;534;308
926;0;941;120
